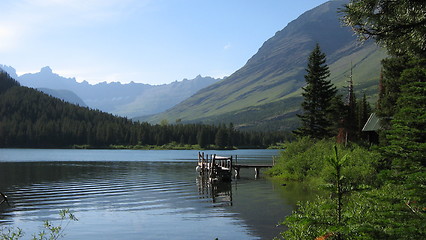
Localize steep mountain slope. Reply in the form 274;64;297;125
1;65;220;118
37;88;87;107
142;0;386;130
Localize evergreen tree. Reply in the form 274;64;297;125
339;70;359;144
197;129;207;148
215;128;228;148
342;0;426;58
385;65;426;171
294;44;337;139
0;70;20;93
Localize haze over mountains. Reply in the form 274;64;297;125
0;65;221;118
2;0;386;132
140;0;386;130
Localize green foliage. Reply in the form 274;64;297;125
280;146;359;240
0;209;77;240
0;227;23;240
294;44;338;139
356;93;372;140
282;181;426;240
384;65;426;170
342;0;426;58
281;197;336;240
277;145;426;240
197;128;207;148
346;181;426;239
215;128;228;148
377;56;422;132
32;209;78;240
325;146;348;225
281;2;426;238
273;138;424;239
268;138;380;188
267;137;327;182
0;71;20;94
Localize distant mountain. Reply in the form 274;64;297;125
140;0;386;131
0;65;19;79
0;65;220;118
37;88;87;107
113;75;223;117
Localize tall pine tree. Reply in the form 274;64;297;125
294;43;337;139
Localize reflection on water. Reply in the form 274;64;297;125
0;149;314;239
197;176;233;207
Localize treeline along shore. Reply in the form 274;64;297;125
0;72;290;149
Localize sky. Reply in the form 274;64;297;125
0;0;328;85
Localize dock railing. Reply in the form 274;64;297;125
198;152;233;181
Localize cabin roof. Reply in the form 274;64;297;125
362;113;381;132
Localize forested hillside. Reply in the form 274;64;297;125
0;71;286;148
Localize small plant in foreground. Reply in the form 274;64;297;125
0;209;77;240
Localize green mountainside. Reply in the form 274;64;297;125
140;0;386;131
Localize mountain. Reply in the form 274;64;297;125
0;65;19;79
0;65;220;118
37;88;87;107
111;75;222;117
140;0;386;131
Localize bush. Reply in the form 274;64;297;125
267;138;381;188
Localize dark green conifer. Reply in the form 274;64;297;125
294;43;337;139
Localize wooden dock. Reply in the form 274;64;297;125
197;152;273;181
197;152;233;182
233;163;273;179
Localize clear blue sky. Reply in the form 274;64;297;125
0;0;328;85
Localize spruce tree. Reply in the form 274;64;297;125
294;44;337;139
385;64;426;171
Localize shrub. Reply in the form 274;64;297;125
267;138;381;188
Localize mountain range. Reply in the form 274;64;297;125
0;65;221;118
138;0;387;131
2;0;387;132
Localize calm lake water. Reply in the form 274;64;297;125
0;149;313;239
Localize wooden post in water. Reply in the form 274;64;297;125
234;166;240;179
211;154;216;179
254;167;260;179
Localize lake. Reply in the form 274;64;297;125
0;149;313;239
